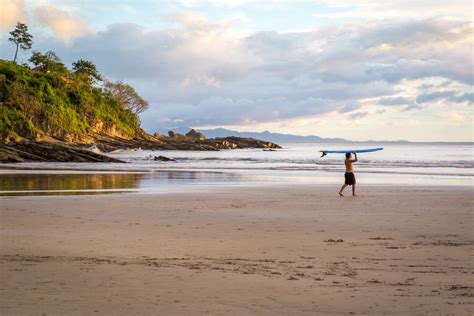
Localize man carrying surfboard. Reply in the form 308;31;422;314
320;147;382;196
339;152;357;197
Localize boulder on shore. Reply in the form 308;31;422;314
153;132;164;139
185;129;206;141
168;131;185;139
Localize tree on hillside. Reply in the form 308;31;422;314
104;81;149;114
9;22;33;63
29;50;67;73
72;59;102;83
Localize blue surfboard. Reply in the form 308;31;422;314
320;147;383;157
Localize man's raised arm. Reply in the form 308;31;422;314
352;152;358;162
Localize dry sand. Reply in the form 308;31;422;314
0;185;473;315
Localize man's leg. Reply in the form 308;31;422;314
352;184;356;196
339;184;347;196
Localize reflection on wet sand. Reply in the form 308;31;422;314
0;171;242;196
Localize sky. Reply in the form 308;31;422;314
0;0;472;141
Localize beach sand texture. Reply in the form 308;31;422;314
1;186;473;315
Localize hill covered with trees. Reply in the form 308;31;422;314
1;22;148;143
0;54;146;143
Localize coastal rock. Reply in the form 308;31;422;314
0;134;281;163
154;155;175;162
218;140;237;149
1;129;281;163
185;129;206;141
210;137;280;149
168;131;185;139
0;147;23;162
0;141;124;163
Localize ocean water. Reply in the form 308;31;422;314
0;142;472;195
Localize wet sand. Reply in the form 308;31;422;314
1;186;473;315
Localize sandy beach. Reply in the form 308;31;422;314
0;185;473;315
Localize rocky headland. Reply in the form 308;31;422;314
0;129;280;163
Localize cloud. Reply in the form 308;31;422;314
402;104;423;111
178;0;287;9
378;96;413;106
416;91;474;104
23;13;473;130
0;0;27;31
440;111;470;123
347;112;369;120
338;103;360;113
451;93;474;104
179;0;248;8
171;11;229;30
34;5;87;44
320;0;473;20
377;96;422;110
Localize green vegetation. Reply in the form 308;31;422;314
1;22;147;143
72;59;103;84
29;50;67;73
0;58;142;141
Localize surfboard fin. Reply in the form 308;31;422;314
321;152;327;158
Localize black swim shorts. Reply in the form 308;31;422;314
344;172;356;185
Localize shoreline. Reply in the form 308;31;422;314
1;177;472;198
2;163;473;177
0;167;472;198
1;185;473;314
1;183;472;198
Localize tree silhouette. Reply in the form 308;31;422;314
9;22;33;63
105;81;149;114
29;50;67;73
72;59;103;83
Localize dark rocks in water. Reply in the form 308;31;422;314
0;141;124;163
154;155;175;162
209;136;280;149
159;130;280;150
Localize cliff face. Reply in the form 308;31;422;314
0;60;280;162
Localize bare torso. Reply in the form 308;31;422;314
345;159;354;172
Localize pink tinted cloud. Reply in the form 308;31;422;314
0;0;27;31
35;5;87;44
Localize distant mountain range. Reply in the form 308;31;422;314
153;127;409;143
198;128;348;143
